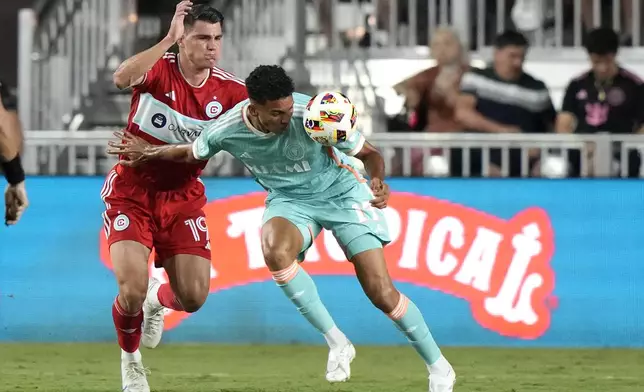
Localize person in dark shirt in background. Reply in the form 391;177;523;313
455;30;556;177
556;27;643;177
0;80;28;225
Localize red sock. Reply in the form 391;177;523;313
112;296;143;353
157;283;184;311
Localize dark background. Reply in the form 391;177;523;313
0;0;35;89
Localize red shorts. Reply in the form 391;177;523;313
100;169;211;267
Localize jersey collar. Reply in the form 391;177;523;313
177;54;210;88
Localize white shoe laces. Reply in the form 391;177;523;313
124;362;150;386
327;345;350;372
144;308;163;332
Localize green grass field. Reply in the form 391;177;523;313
0;344;642;391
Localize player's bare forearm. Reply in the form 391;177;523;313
0;111;22;160
355;141;385;181
148;143;200;163
113;37;175;90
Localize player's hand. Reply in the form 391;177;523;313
369;178;389;209
167;1;192;42
5;181;28;226
106;131;153;167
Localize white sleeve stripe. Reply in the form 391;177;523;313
346;134;366;157
131;72;147;87
214;67;241;80
211;69;245;86
211;68;244;82
192;140;206;160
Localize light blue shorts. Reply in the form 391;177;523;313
262;182;391;260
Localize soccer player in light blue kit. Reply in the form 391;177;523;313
108;65;456;391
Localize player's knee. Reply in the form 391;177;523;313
180;296;206;313
364;281;399;314
176;283;209;313
261;218;302;271
117;280;148;311
262;243;297;271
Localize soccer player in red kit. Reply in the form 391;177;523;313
104;2;246;391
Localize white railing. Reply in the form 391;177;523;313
21;131;644;178
306;0;644;50
218;0;290;78
18;0;136;132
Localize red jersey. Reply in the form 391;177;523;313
119;52;248;190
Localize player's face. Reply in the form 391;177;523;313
180;21;223;69
253;96;294;134
589;53;617;82
494;45;526;79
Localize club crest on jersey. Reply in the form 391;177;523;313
206;100;223;119
283;139;306;161
151;113;167;128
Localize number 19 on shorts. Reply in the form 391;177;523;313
185;217;211;250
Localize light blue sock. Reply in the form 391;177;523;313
389;293;442;365
272;262;335;334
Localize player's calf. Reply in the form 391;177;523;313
262;217;354;382
159;254;211;313
110;241;152;390
142;254;211;349
141;278;209;349
351;247;455;391
111;241;150;352
167;279;208;313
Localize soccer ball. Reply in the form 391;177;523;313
303;91;358;146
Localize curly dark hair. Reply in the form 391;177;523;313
245;65;295;104
184;3;224;28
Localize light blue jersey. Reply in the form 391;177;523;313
192;92;366;201
192;92;390;260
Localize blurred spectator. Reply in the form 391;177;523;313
454;30;556;177
555;27;643;178
394;27;466;129
391;27;467;176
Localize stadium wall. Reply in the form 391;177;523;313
1;177;643;347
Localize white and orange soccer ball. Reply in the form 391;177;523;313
303;91;358;146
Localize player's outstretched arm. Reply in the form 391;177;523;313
0;85;22;161
107;131;201;166
0;84;29;226
353;141;390;209
354;141;384;180
113;1;192;89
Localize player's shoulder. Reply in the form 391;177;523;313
209;66;245;88
206;100;247;133
157;52;178;67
